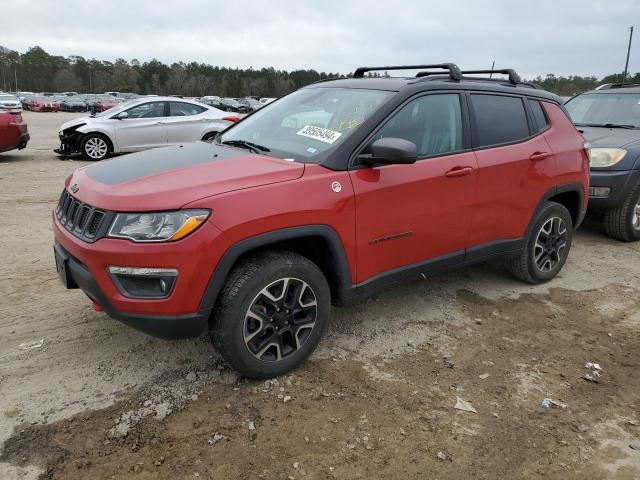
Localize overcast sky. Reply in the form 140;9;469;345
3;0;638;78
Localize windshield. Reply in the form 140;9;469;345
566;93;640;128
218;87;392;163
0;95;18;101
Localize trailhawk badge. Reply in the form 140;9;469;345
331;181;342;193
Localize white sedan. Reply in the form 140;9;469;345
0;93;22;111
55;96;239;160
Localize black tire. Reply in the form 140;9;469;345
508;201;573;284
603;183;640;242
210;250;331;379
80;133;111;161
201;131;219;142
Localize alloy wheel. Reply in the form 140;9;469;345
633;199;640;231
243;277;317;362
84;137;108;159
533;216;568;272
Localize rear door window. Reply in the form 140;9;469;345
169;102;206;116
471;94;530;147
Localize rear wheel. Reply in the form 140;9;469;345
604;184;640;242
80;133;111;161
210;251;330;379
508;201;573;284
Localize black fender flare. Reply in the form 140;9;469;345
198;225;353;312
528;182;585;235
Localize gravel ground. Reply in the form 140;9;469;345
0;111;639;479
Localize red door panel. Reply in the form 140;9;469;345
349;151;477;283
469;135;557;246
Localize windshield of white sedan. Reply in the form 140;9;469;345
218;88;392;162
566;93;640;128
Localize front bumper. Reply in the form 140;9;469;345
52;212;231;339
54;241;209;339
588;169;640;208
54;129;82;155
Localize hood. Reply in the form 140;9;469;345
60;116;93;131
579;126;640;149
68;142;304;211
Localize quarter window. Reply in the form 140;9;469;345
528;99;550;132
471;94;530;147
170;102;206;116
124;102;166;119
372;94;463;157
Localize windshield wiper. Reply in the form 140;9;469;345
220;139;271;154
575;123;637;129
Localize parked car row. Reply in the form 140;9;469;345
3;90;278;115
197;96;268;113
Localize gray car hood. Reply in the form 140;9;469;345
579;126;640;148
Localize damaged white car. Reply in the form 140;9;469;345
55;96;239;160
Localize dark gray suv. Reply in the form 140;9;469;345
565;84;640;241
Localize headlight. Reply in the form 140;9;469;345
108;209;210;242
588;148;627;168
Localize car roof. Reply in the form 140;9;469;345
305;76;562;103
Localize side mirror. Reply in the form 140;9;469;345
358;137;418;165
114;111;129;120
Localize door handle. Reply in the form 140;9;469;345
529;151;550;161
445;166;473;178
155;121;165;125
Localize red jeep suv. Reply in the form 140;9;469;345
53;64;589;378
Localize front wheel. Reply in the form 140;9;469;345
508;201;573;284
80;133;111;161
210;251;331;379
604;184;640;242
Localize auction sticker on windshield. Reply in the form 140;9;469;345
296;125;343;144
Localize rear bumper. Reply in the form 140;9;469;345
54;241;210;339
0;131;29;153
588;169;640;208
18;132;29;149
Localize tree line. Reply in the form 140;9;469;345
1;45;638;97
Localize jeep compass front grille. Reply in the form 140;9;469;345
55;190;114;243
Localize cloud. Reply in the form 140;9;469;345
2;0;637;78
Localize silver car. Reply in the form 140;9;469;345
55;96;237;160
0;93;22;111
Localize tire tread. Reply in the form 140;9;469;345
604;183;640;242
211;250;328;378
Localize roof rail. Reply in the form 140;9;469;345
353;63;462;80
461;69;521;84
596;83;640;90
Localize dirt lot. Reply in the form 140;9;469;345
0;111;639;480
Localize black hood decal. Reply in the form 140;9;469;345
85;142;249;185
